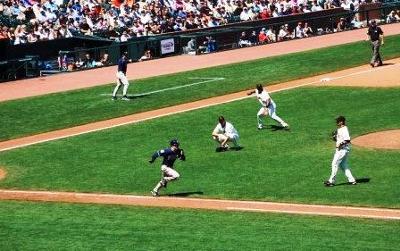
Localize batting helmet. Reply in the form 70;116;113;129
170;139;180;147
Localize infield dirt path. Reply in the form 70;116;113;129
1;22;400;102
1;25;400;220
0;189;400;220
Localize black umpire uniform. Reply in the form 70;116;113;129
367;20;384;67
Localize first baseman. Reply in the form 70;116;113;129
212;116;241;152
247;84;289;130
149;139;186;196
112;52;131;101
324;116;357;187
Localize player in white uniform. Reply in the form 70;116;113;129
247;84;289;130
324;116;357;187
212;116;240;151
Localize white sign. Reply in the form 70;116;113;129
161;38;175;55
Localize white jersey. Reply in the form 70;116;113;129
336;126;351;148
213;121;239;136
256;89;274;107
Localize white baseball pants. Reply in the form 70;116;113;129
214;133;239;147
112;71;129;97
153;165;180;193
257;102;287;127
328;148;356;184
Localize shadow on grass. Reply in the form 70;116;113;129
167;191;204;197
335;177;371;186
267;125;290;131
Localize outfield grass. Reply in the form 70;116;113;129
1;201;399;250
0;87;399;208
1;35;400;141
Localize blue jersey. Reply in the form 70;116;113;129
150;148;184;167
117;58;127;74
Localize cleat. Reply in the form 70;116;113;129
111;96;117;100
257;125;263;130
324;181;334;187
151;190;159;197
369;63;375;68
121;96;130;101
348;181;357;185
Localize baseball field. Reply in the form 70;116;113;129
0;30;400;250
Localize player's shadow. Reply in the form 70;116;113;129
167;191;204;197
267;125;290;131
127;94;149;99
335;177;371;186
380;62;394;67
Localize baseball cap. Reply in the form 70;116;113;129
170;139;180;147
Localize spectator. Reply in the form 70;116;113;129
238;31;252;47
294;22;305;38
240;7;253;21
386;10;400;24
265;27;276;42
81;53;95;68
249;30;258;45
185;37;197;54
99;53;111;66
139;50;152;61
278;24;292;41
336;17;348;32
258;28;269;44
303;22;314;37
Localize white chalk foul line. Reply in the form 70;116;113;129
101;77;225;96
225;207;400;220
0;64;397;152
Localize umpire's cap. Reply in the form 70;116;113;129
170;139;180;147
335;116;346;124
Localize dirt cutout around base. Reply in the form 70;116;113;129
0;168;6;180
315;59;400;88
353;130;400;150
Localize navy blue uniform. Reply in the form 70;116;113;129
150;148;185;167
117;58;128;74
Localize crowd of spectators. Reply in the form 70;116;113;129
0;0;391;46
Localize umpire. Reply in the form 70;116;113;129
366;20;384;67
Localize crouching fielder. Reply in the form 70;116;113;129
212;116;240;151
247;84;289;130
324;116;357;187
149;139;186;196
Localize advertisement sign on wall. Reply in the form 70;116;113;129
160;38;175;55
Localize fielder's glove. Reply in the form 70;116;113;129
179;149;186;161
331;129;337;142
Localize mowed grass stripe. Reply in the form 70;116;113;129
1;201;399;250
0;87;399;208
1;35;400;141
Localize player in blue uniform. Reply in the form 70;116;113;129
149;139;186;196
112;52;130;100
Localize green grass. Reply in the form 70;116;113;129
0;87;399;208
1;35;400;141
1;201;399;250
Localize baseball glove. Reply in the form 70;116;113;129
331;129;337;142
179;149;186;161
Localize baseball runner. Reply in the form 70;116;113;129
112;52;131;101
324;116;357;187
149;139;186;196
247;84;289;130
366;20;384;67
212;116;241;152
